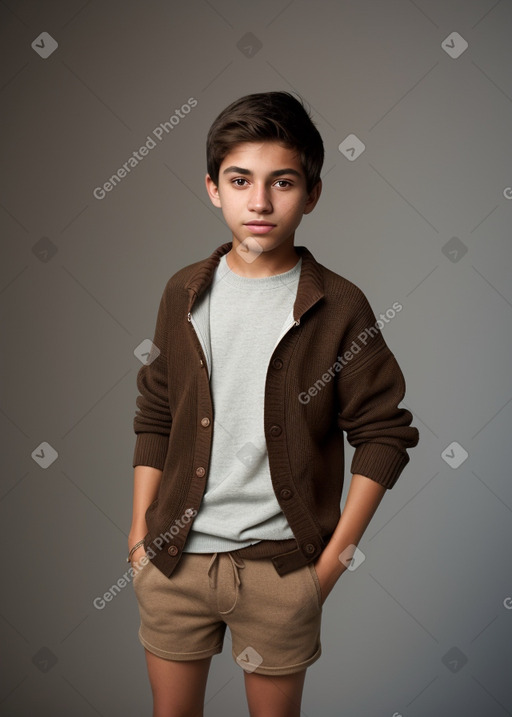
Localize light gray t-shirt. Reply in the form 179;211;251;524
183;252;302;552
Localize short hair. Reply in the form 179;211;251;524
206;91;324;193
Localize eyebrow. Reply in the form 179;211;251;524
222;166;303;178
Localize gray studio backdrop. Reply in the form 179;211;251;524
1;1;511;715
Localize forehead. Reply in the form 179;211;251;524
219;141;303;174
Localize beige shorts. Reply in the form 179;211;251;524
133;550;323;676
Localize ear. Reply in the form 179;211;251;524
303;179;322;215
205;173;222;208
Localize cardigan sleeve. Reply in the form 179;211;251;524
335;291;419;489
132;281;173;470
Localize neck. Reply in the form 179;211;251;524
226;239;299;278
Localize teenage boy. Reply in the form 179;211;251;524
128;91;419;717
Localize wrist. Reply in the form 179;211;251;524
316;547;348;581
127;538;146;563
128;527;148;557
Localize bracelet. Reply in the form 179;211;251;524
127;539;145;563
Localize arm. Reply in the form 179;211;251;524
129;281;172;565
313;473;386;603
314;292;419;602
333;293;419;487
128;465;163;566
132;278;173;471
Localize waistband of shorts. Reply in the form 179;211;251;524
228;538;299;560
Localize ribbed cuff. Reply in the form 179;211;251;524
350;442;409;489
132;432;169;470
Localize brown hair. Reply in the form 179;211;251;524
206;91;324;193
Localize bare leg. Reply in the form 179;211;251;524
144;648;212;717
244;668;307;717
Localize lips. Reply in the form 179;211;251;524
244;222;276;234
244;221;276;227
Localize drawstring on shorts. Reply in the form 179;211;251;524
207;552;245;615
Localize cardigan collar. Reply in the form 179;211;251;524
185;242;325;321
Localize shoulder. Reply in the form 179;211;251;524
159;255;209;296
311;254;374;313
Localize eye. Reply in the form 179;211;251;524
275;180;292;188
231;178;248;187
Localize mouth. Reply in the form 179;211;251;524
244;221;276;234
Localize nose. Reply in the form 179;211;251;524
247;183;272;213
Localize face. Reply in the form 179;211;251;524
205;141;321;254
